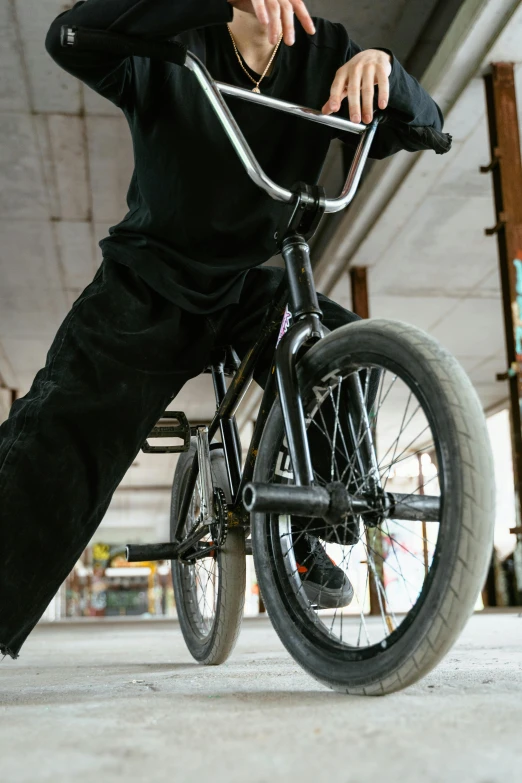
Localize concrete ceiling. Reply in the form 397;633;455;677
0;0;517;542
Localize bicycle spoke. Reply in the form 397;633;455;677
379;423;430;481
379;391;415;489
180;478;219;635
328;378;344;481
271;357;444;652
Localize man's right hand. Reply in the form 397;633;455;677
227;0;315;46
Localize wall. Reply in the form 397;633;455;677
0;388;10;424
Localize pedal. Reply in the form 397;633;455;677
142;411;190;454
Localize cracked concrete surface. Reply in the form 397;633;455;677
1;613;522;783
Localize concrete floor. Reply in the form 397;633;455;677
1;614;522;783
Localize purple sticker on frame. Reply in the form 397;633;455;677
276;305;292;348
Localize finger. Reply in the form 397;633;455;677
265;0;282;44
376;63;390;110
361;66;375;123
323;67;348;114
291;0;315;35
321;86;347;114
280;0;295;45
346;68;362;123
251;0;269;26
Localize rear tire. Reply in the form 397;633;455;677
171;442;246;665
251;319;495;694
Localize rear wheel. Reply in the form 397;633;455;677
171;442;246;665
251;319;495;694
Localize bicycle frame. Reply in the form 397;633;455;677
59;27;392;555
174;233;326;542
165;53;380;541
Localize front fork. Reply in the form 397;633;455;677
276;324;380;493
275;233;326;487
275;233;380;498
275;314;324;487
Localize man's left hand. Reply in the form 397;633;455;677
321;50;392;124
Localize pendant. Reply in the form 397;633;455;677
252;86;261;94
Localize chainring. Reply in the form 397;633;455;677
211;486;228;549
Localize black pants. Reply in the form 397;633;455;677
0;259;358;658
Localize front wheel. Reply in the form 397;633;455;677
251;319;495;694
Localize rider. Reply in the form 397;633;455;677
0;0;450;659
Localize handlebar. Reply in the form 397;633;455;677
61;26;379;214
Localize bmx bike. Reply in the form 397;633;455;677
62;26;495;695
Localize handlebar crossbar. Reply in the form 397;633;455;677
215;82;367;136
61;26;379;213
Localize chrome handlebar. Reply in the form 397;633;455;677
185;52;378;214
61;28;378;213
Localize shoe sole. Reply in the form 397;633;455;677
302;579;354;610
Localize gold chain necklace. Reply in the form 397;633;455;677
227;25;283;93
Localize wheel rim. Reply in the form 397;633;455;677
179;476;220;641
268;358;447;659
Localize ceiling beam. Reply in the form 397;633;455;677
313;0;521;298
386;0;445;68
398;0;469;76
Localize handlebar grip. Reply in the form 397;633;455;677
60;25;187;66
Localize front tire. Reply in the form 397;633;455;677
252;319;495;694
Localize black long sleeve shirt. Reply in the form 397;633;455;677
46;0;449;313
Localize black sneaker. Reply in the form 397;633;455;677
292;533;354;609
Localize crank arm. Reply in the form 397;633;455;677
175;524;212;557
180;542;219;562
126;525;211;563
196;426;213;523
